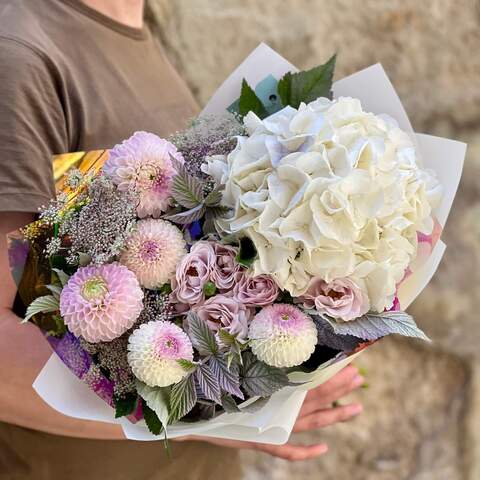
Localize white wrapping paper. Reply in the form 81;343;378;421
33;43;466;444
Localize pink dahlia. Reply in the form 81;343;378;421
127;321;193;387
103;131;183;218
248;304;317;368
60;263;144;343
120;219;186;289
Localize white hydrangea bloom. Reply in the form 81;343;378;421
203;97;442;311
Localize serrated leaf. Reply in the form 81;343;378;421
142;400;163;435
177;358;198;373
277;54;336;108
187;312;218;356
209;355;244;400
240;351;290;397
164;204;206;225
136;380;169;429
328;311;430;342
169;375;197;423
46;284;62;301
52;268;70;287
235;236;257;268
238;79;268;118
221;393;241;413
23;295;59;323
203;186;222;207
170;156;205;209
113;392;138;418
312;315;363;352
195;363;221;404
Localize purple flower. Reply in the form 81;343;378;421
103;131;183;218
233;273;279;307
194;294;253;343
299;277;369;321
211;243;242;291
170;241;216;306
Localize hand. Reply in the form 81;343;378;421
178;365;364;461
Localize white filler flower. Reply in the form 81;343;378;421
203;97;442;311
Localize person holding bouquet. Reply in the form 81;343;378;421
0;0;364;478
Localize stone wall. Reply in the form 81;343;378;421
148;1;480;478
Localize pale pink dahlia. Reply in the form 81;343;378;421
127;321;193;387
103;131;183;218
60;263;144;343
120;219;186;289
248;304;317;368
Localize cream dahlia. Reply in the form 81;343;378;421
120;219;186;289
248;304;317;368
60;263;144;343
103;131;183;218
127;321;193;387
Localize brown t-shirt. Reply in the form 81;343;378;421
0;0;198;213
0;1;242;479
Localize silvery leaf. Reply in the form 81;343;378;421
164;204;206;225
195;363;221;404
329;311;430;342
23;295;59;323
187;312;218;356
240;351;290;397
135;380;170;428
209;355;244;400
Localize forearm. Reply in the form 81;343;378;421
0;306;126;439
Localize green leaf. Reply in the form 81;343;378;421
238;79;268;118
235;236;257;268
277;54;336;108
164;204;206;225
170;156;205;209
169;375;197;423
23;295;59;323
240;351;290;397
136;380;170;429
327;310;430;342
52;268;70;287
142;400;163;436
46;314;67;338
46;284;62;301
203;186;222;207
113;392;138;418
187;312;218;356
203;281;217;298
221;393;241;413
177;358;198;373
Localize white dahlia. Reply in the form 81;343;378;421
248;304;317;368
120;219;186;289
127;321;193;387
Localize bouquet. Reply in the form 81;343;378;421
10;44;465;444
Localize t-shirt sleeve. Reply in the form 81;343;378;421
0;38;68;213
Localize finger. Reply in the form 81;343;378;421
256;442;329;461
307;365;359;399
293;403;363;433
301;374;364;415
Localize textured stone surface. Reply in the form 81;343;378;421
147;1;479;477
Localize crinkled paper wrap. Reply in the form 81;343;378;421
32;43;466;444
